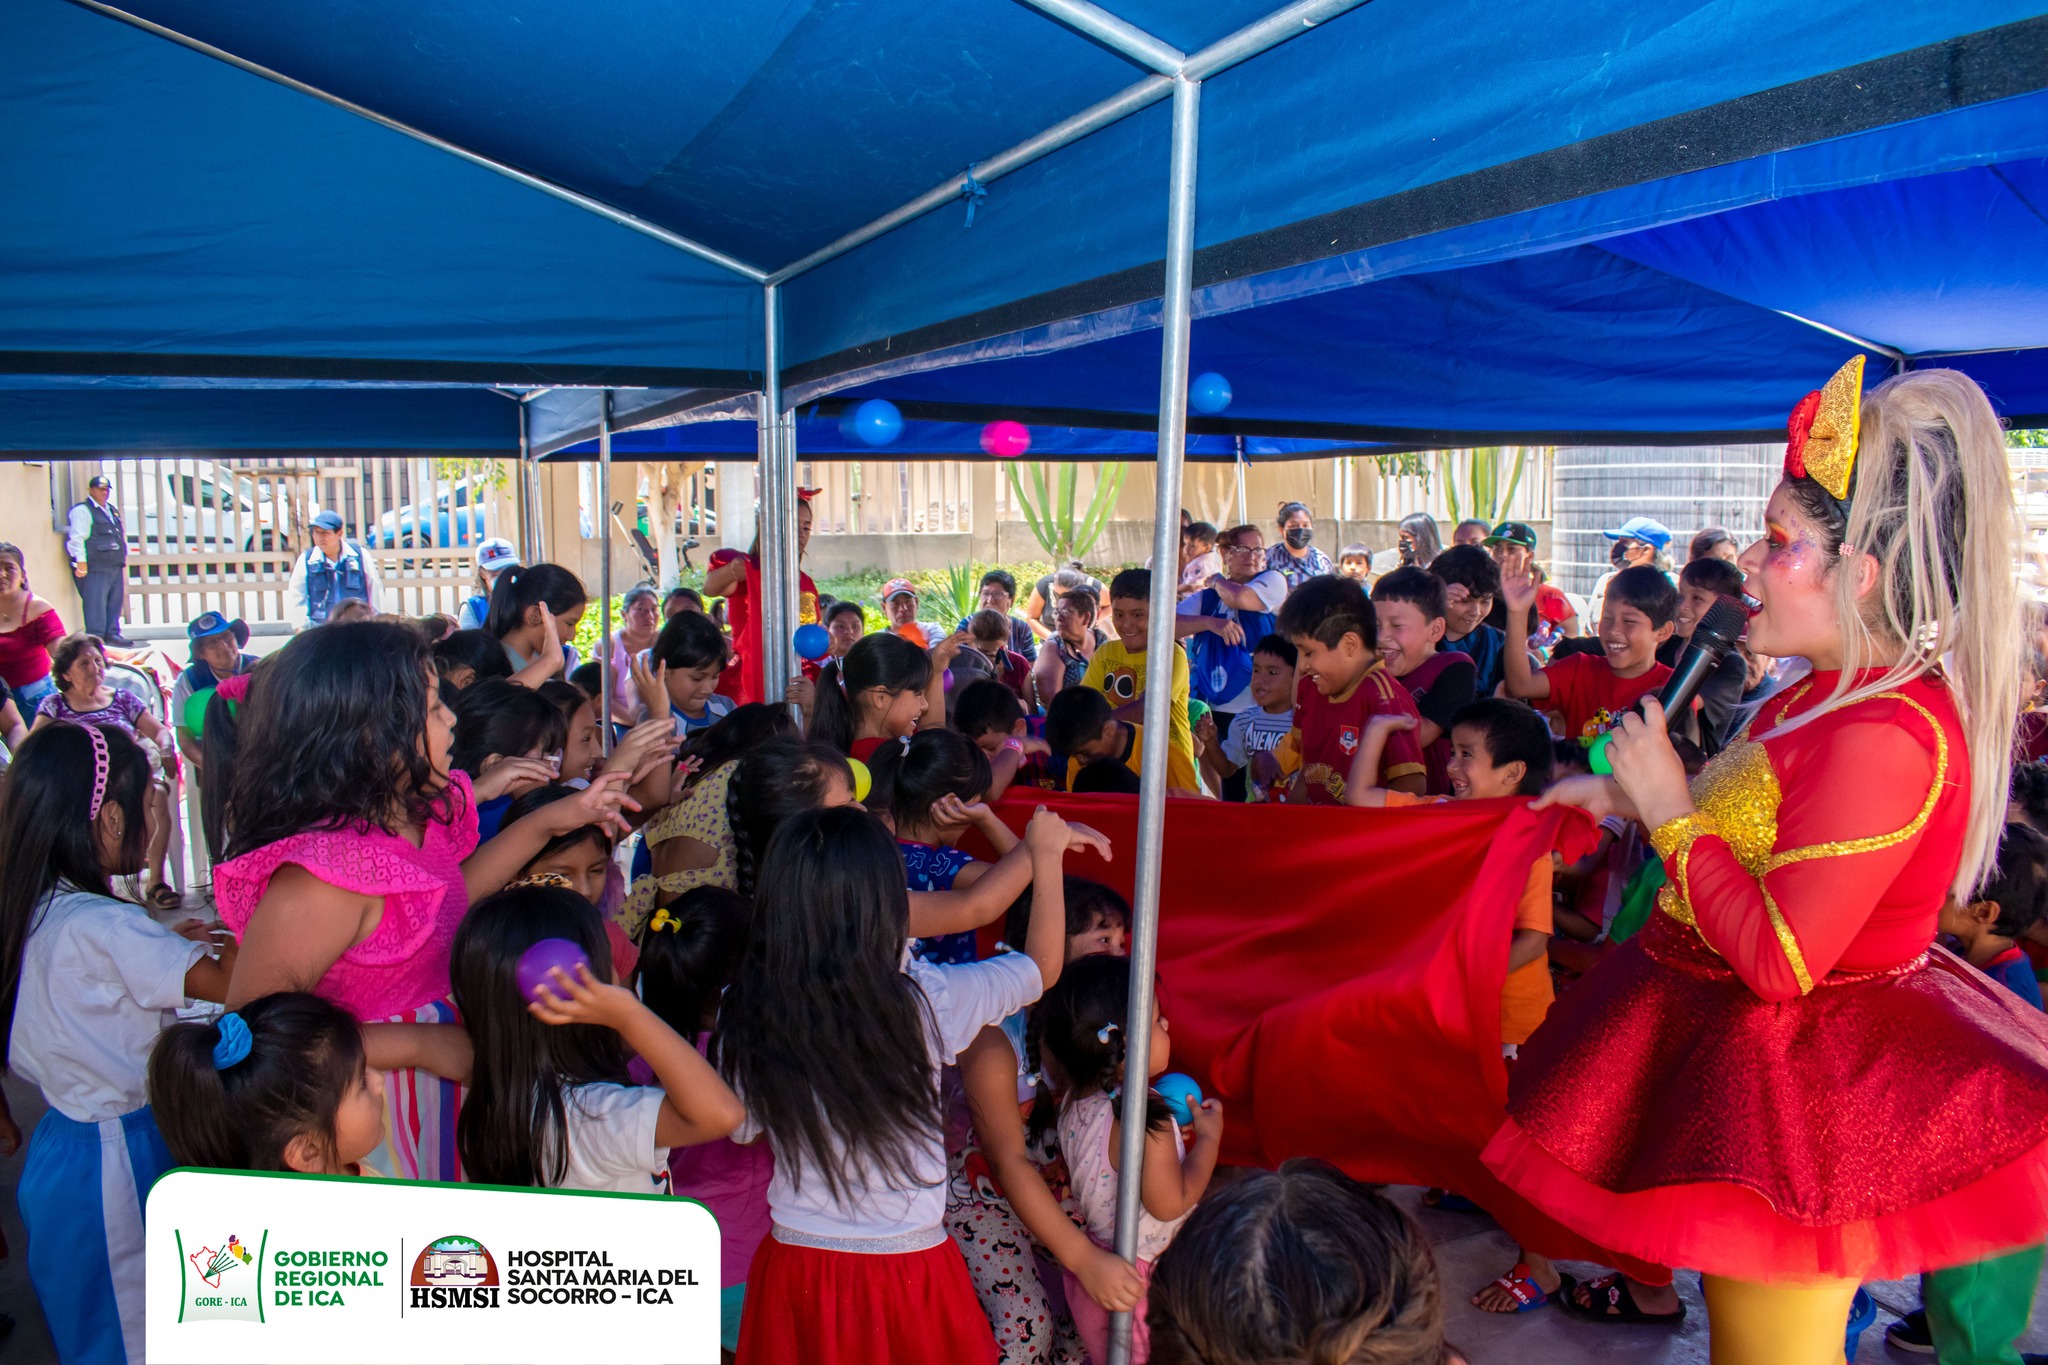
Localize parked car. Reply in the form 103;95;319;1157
372;480;491;548
115;458;289;551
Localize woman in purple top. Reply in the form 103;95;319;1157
211;620;637;1181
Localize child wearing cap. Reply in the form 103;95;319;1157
1483;522;1578;641
461;538;521;631
1587;516;1676;628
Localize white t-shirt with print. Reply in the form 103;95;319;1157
1222;707;1295;802
737;950;1043;1240
556;1083;674;1195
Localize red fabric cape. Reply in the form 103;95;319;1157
979;790;1661;1279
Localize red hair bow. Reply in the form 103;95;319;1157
1783;389;1822;481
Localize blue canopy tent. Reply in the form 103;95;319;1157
7;5;2048;1334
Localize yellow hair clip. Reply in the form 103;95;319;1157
648;906;681;933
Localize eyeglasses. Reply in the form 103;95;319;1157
1223;543;1264;557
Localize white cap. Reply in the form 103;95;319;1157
476;538;520;573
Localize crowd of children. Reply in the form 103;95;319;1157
6;491;2048;1365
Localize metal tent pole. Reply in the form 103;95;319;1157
756;284;798;704
517;400;538;564
1108;71;1200;1365
597;391;615;756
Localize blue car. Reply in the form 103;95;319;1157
372;481;491;548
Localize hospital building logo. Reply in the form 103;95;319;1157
174;1230;266;1323
409;1234;501;1309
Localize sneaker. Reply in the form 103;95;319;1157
1885;1309;1935;1354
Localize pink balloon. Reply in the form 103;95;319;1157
980;420;1031;459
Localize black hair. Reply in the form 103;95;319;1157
433;628;510;687
1108;568;1152;603
1003;875;1130;949
1679;556;1745;598
1277;574;1377;651
1604;564;1680;628
483;562;587;641
634;886;752;1038
621;584;658;613
1148;1159;1446;1365
1275;501;1312;527
1371;567;1448;622
726;738;855;897
2012;762;2048;833
225;621;458;860
503;783;612;869
1046;685;1115;755
1983;823;2048;940
567;661;604;699
450;883;627;1187
823;599;865;628
1446;698;1554;796
199;685;242;863
1398;513;1443;568
980;569;1018;598
49;632;105;686
664;586;704;614
1028;954;1171;1139
536;678;592;723
1430;544;1502;600
449;678;568;778
1689;527;1739;562
149;992;366;1173
870;727;993;835
1251;633;1298;668
953;678;1025;740
0;723;153;1055
716;807;941;1201
809;632;932;754
676;701;799;794
649;609;729;674
1185;521;1219;547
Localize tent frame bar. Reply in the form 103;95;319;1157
64;0;770;284
766;0;1369;286
1011;0;1184;75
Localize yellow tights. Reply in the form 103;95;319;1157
1701;1274;1860;1365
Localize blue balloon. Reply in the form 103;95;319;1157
1154;1072;1204;1126
842;398;903;447
1189;371;1233;415
793;623;831;661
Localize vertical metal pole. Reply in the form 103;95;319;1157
516;401;537;564
1109;71;1198;1365
597;391;615;757
757;284;798;705
1235;435;1249;526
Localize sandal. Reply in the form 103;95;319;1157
1474;1262;1554;1314
1557;1273;1686;1326
146;883;183;912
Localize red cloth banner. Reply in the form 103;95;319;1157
982;791;1661;1278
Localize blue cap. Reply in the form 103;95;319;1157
187;610;249;657
310;510;345;532
1601;515;1673;549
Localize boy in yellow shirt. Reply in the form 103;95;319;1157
1079;568;1197;782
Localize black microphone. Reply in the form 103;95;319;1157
1588;594;1747;772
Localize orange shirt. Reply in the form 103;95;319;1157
1383;791;1554;1044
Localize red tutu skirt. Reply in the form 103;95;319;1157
1483;912;2048;1280
735;1228;998;1365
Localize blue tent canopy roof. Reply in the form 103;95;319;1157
0;0;2044;449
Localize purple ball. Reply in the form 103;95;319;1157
942;667;955;690
516;937;590;1001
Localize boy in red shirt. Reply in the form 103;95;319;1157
1502;563;1675;743
1274;575;1426;803
1372;567;1477;795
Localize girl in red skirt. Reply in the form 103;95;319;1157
1492;362;2048;1363
717;802;1098;1364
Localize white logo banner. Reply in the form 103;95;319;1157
146;1169;720;1364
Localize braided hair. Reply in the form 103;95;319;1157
724;739;854;897
1027;953;1170;1140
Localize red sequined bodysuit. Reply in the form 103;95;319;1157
1485;671;2048;1279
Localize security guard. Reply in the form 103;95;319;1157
66;474;132;645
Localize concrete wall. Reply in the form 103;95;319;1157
0;461;85;625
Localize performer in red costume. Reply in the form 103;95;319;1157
704;487;822;706
1486;360;2048;1364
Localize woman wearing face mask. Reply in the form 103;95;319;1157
1264;502;1332;591
1397;512;1444;571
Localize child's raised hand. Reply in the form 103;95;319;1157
667;754;704;802
472;754;557;802
1189;1095;1225;1145
555;769;642;839
785;676;816;710
606;715;680;782
1072;1244;1144;1314
1498;570;1539;613
1026;807;1113;863
929;793;991;829
528;962;638;1031
631;653;669;717
931;631;968;668
1018;736;1051;757
1366;712;1418;738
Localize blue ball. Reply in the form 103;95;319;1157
793;623;831;661
1189;372;1233;415
843;398;903;447
1154;1072;1204;1126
